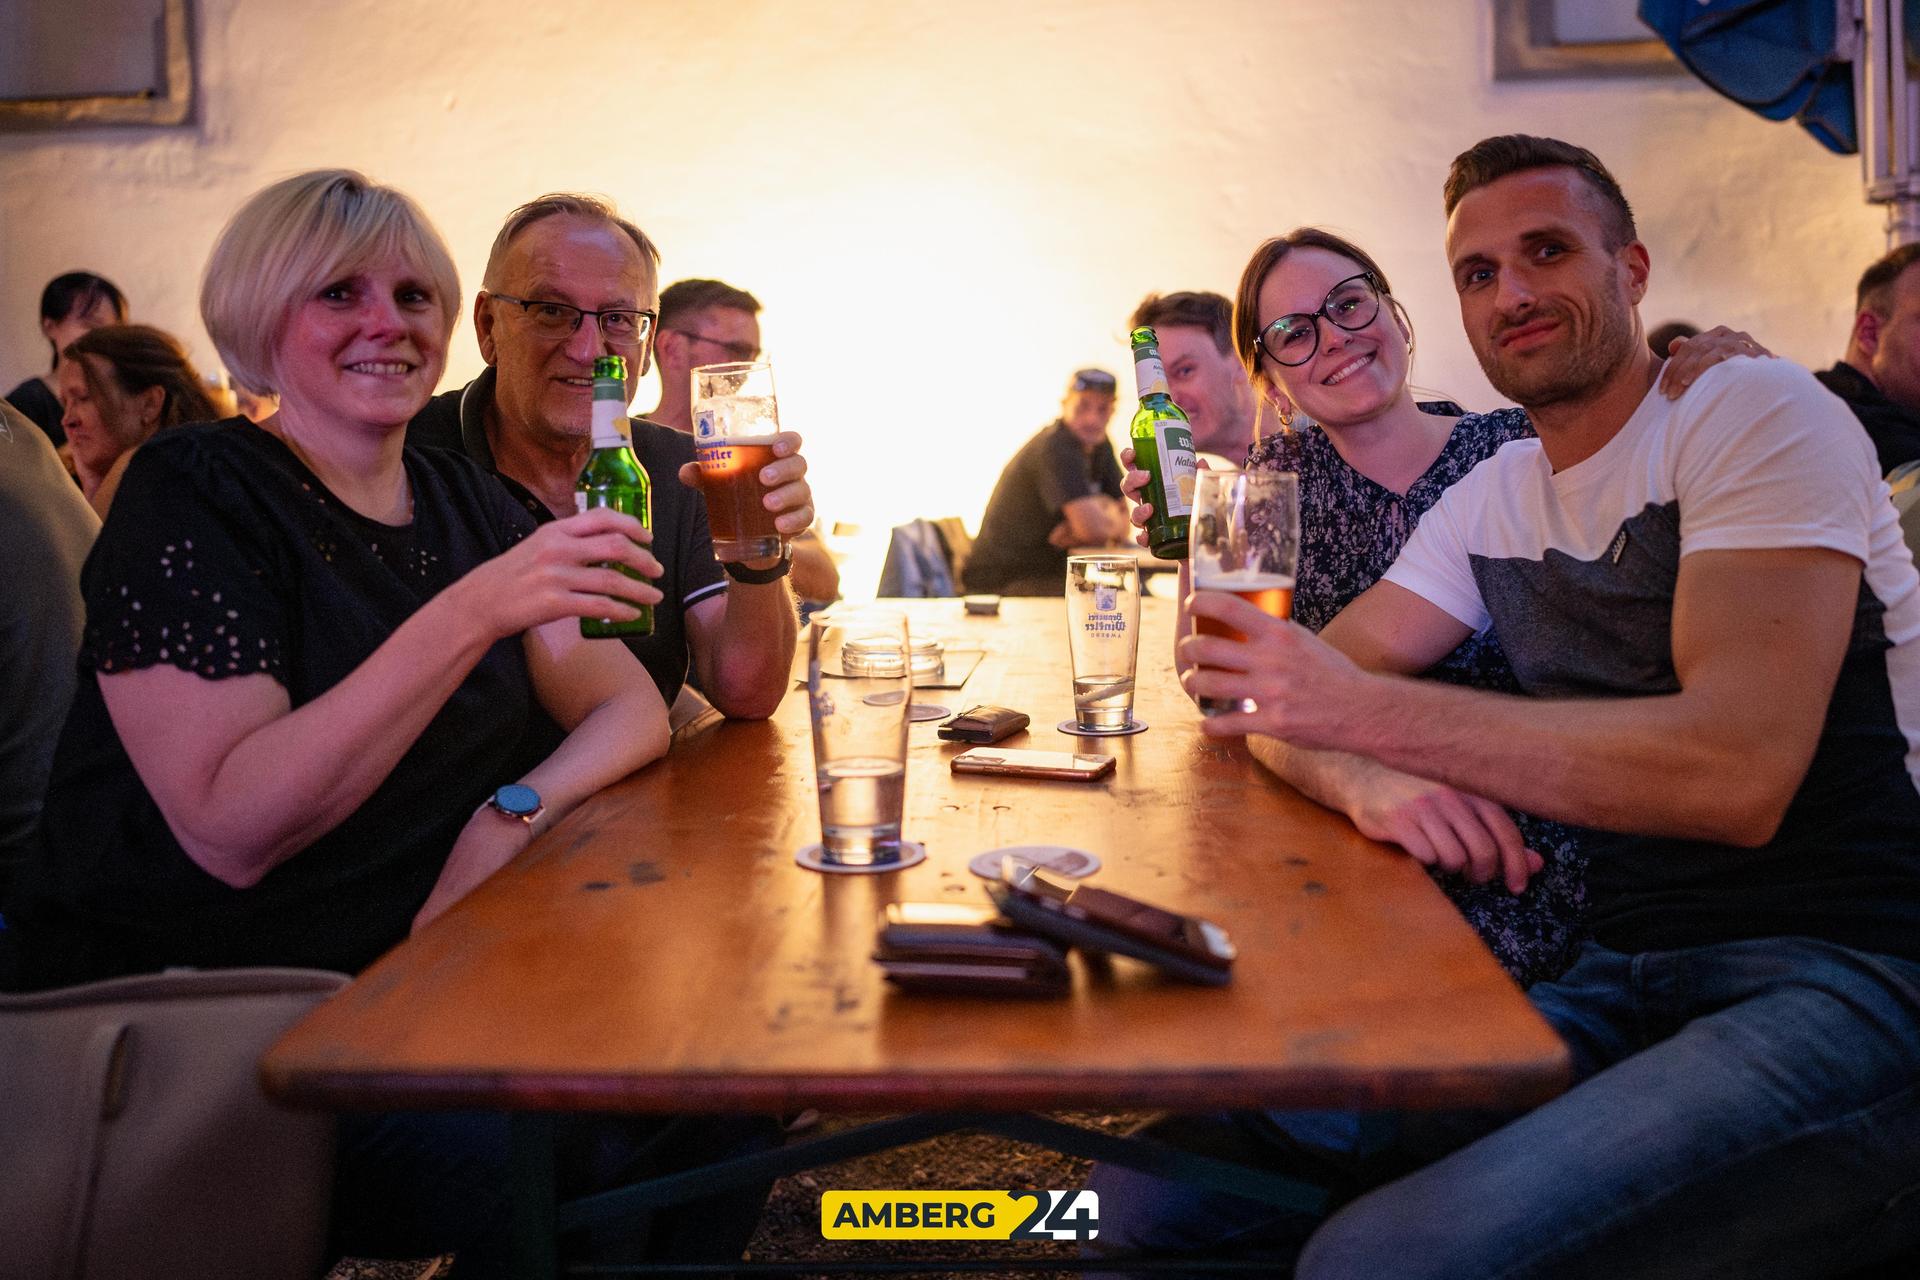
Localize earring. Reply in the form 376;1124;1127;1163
1275;398;1296;430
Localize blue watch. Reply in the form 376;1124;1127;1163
486;783;544;826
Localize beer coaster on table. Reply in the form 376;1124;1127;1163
968;846;1102;881
1056;718;1147;738
794;840;927;875
858;693;950;721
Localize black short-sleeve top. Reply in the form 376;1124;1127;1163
16;418;556;983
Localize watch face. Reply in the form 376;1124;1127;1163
493;783;541;817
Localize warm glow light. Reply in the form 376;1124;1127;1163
2;0;1883;608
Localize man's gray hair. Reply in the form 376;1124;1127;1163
481;193;662;291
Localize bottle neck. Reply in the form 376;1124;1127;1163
1133;352;1170;401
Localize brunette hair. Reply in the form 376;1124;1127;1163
1442;135;1637;250
38;270;128;367
659;278;760;329
1855;243;1920;316
1130;291;1233;356
66;324;221;432
1230;228;1405;396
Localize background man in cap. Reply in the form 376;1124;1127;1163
962;368;1130;596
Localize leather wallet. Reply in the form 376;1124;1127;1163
874;903;1070;997
937;704;1030;744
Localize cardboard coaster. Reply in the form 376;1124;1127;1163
908;703;952;723
1056;718;1148;738
794;840;927;875
968;845;1103;881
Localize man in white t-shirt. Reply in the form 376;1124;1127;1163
1091;137;1920;1278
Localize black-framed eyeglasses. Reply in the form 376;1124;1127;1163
1256;272;1383;367
667;328;761;362
488;293;656;344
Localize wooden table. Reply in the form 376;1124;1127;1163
263;598;1567;1270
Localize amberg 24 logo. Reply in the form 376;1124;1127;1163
822;1189;1099;1241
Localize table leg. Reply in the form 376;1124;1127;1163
509;1113;559;1279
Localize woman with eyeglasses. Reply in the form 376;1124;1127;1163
1125;227;1762;984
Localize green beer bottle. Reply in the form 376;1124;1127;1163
1129;327;1198;559
576;354;653;637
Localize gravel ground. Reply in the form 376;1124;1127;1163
327;1114;1144;1279
741;1114;1142;1278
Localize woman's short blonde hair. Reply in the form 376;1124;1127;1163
200;169;460;396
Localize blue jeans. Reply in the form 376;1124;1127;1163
1089;937;1920;1278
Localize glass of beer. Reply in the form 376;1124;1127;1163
808;609;912;867
1065;555;1142;731
692;360;784;562
1190;469;1298;717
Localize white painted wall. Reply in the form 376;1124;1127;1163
0;0;1884;592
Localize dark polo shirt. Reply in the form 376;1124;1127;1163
407;368;728;706
1815;361;1920;475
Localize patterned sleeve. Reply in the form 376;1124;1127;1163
80;434;291;685
1245;429;1303;475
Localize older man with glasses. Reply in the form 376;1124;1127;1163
409;195;811;720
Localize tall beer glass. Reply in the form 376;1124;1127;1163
1190;469;1298;717
1065;555;1142;731
692;360;784;562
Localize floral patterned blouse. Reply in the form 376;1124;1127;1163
1245;408;1592;986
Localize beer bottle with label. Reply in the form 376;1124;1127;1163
1128;327;1198;559
575;353;653;637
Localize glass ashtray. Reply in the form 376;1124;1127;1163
909;637;945;678
842;637;908;676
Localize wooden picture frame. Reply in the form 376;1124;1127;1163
1492;0;1685;81
0;0;193;130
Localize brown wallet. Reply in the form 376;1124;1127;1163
937;704;1030;744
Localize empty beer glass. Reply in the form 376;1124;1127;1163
808;610;911;867
1190;469;1299;716
1065;555;1142;732
692;360;784;562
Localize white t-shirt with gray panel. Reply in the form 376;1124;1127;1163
1384;358;1920;961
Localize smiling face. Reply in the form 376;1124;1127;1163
478;213;656;445
1155;323;1255;456
273;254;448;434
1445;167;1648;410
1255;247;1410;429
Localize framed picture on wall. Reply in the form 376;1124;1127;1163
1493;0;1685;80
0;0;192;129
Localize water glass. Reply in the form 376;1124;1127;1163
807;609;911;867
1065;555;1142;731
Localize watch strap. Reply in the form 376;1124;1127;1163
723;546;792;584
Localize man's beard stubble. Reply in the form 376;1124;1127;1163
1475;288;1640;412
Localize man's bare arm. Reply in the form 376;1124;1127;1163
1185;547;1859;845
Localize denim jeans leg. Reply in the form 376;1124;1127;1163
1298;940;1920;1280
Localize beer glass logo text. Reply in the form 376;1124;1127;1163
821;1190;1099;1240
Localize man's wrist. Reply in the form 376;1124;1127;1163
724;544;792;584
